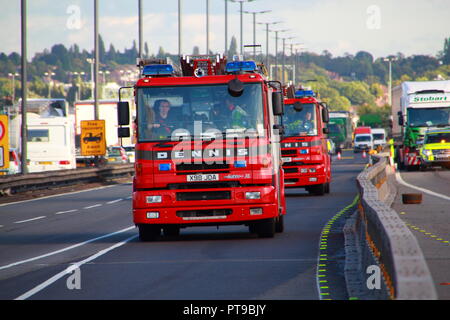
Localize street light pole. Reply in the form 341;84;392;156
20;0;28;174
273;28;289;80
257;21;281;68
225;0;228;56
243;10;270;58
383;57;397;106
8;73;19;104
44;71;55;98
206;0;210;54
230;0;257;56
178;0;182;56
138;0;143;59
94;0;99;121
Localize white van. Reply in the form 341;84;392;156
371;128;387;149
354;134;374;152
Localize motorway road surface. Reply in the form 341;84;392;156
392;169;450;299
0;151;367;300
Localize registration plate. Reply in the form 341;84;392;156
38;161;52;165
187;174;219;182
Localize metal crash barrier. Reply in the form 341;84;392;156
350;153;437;299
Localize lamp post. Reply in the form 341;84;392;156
86;58;95;100
138;0;143;59
206;0;210;54
243;10;270;58
281;36;295;84
289;43;303;84
256;21;281;67
178;0;182;56
44;71;55;98
383;57;397;106
230;0;257;56
20;0;28;174
272;28;289;80
7;73;19;104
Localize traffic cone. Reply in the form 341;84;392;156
337;152;341;160
362;150;367;158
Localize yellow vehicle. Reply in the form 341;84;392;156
419;128;450;169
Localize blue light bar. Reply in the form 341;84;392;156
295;90;315;98
234;160;247;168
159;163;171;171
142;64;174;76
226;61;257;73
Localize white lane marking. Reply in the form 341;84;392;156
0;184;128;207
106;199;123;204
15;234;138;300
395;172;450;201
83;204;102;210
14;216;46;224
0;226;135;271
55;209;78;215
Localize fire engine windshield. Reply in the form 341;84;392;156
408;107;450;127
137;83;265;141
282;103;318;136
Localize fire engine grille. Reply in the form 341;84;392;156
283;167;298;174
281;149;297;155
283;162;305;167
176;163;230;171
167;182;240;190
176;209;233;218
284;178;299;184
176;191;231;201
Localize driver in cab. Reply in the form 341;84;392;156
148;99;173;138
299;111;314;134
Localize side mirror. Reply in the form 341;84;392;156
323;127;330;134
272;91;284;116
118;127;130;138
273;124;285;136
118;101;130;126
322;107;329;123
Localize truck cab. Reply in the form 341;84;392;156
281;89;331;195
118;56;286;240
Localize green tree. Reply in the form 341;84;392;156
440;37;450;65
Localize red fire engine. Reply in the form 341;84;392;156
117;55;286;240
281;88;332;195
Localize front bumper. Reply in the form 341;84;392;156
283;164;327;188
133;186;281;225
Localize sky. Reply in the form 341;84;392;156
1;0;449;60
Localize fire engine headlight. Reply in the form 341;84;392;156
422;149;432;157
146;196;162;203
146;212;159;219
309;168;316;173
246;192;261;200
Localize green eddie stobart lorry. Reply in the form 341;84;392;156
328;111;353;151
394;80;450;170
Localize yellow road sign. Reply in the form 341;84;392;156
80;120;106;156
0;115;9;170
